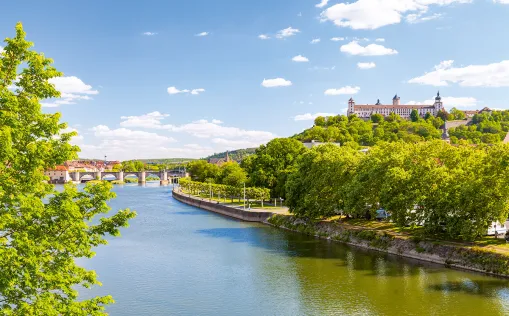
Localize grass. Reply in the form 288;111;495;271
181;190;289;214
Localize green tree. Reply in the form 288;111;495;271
218;162;247;187
437;110;448;122
0;23;136;314
370;113;384;123
187;160;221;182
314;116;326;127
242;138;307;198
410;109;419;122
450;107;466;120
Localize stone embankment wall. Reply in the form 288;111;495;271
172;189;273;222
268;215;509;277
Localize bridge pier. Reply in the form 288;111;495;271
160;170;169;185
118;171;124;182
139;171;146;184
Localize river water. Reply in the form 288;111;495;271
76;183;509;315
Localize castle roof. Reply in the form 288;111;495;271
354;104;435;110
393;94;399;100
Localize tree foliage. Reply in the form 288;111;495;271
241;138;306;198
286;141;509;241
0;23;136;314
293;114;443;146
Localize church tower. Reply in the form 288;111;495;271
348;97;355;115
433;91;443;114
392;94;400;106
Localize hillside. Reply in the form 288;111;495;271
292;113;444;146
204;148;256;161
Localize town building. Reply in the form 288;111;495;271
302;140;341;149
208;151;231;166
45;165;71;184
347;92;444;119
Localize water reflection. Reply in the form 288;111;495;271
76;185;509;316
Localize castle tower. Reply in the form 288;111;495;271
348;97;355;115
433;91;443;114
225;150;230;162
392;94;400;106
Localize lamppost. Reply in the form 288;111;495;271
243;182;246;210
209;179;212;202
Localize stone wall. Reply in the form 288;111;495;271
267;214;509;277
172;189;274;222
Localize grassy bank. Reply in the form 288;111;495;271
268;214;509;277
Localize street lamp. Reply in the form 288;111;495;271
243;182;246;210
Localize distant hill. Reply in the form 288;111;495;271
125;158;196;165
204;148;257;161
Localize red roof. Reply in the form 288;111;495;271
354;104;435;110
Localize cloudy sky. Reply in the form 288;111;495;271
2;0;508;160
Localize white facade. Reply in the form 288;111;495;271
302;140;341;149
45;170;71;183
347;93;444;119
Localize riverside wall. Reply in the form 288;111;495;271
172;189;509;277
172;189;273;222
267;215;509;278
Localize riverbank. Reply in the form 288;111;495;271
172;188;273;222
172;189;509;277
267;215;509;278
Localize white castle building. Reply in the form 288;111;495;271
347;92;444;119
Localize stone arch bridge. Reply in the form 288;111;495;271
69;170;186;185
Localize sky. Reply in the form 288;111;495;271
1;0;509;160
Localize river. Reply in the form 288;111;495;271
76;183;509;315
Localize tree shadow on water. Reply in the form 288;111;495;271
427;279;509;297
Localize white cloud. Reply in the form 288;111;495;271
316;0;329;8
118;112;275;142
167;86;204;95
331;37;345;41
142;32;157;36
294;112;336;121
408;96;478;109
167;86;190;94
80;113;278;159
58;127;84;144
407;12;443;23
258;34;270;40
42;76;98;108
434;60;454;70
261;78;292;88
292;55;309;62
340;41;398;56
375;38;385;42
494;0;509;3
120;111;170;129
320;0;470;30
324;86;360;95
195;32;209;37
91;125;176;143
408;60;509;87
357;62;376;69
308;65;336;71
310;38;321;44
191;88;205;95
276;27;300;39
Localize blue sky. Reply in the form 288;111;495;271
2;0;509;160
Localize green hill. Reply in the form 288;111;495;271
204;148;256;161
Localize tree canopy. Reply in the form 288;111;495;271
0;23;136;314
241;138;306;198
